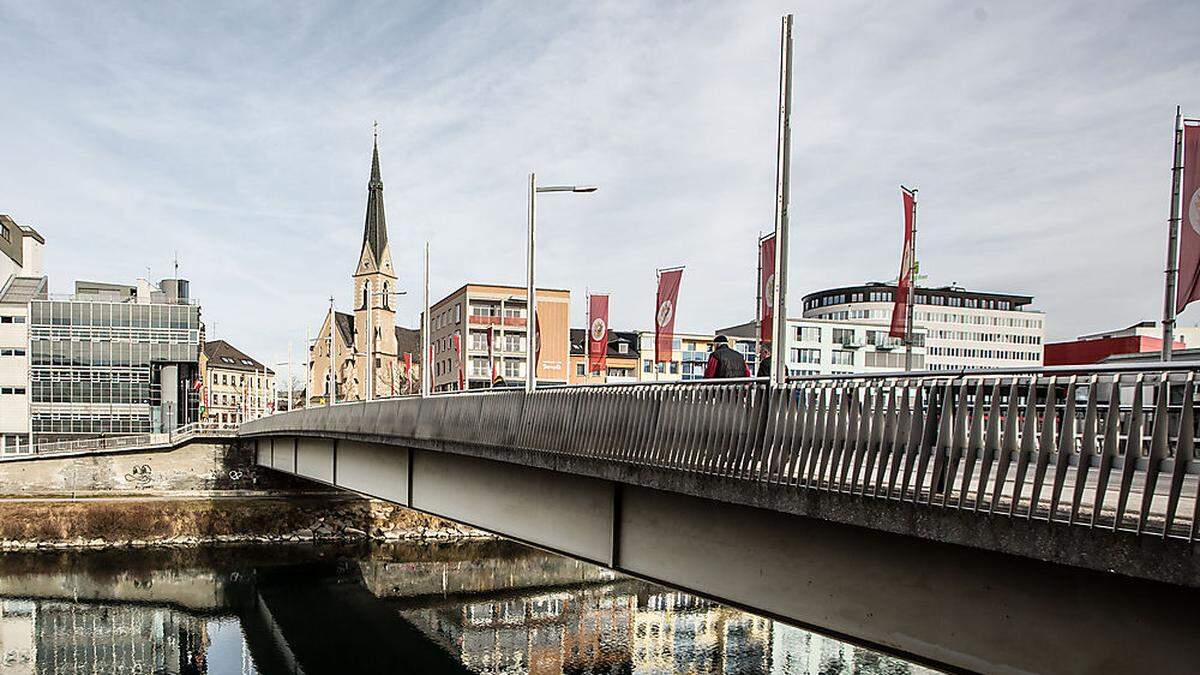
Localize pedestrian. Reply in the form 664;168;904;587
756;344;772;378
705;335;751;378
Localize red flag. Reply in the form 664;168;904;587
486;326;497;383
588;294;609;374
1176;123;1200;312
452;332;464;390
889;189;916;339
403;352;413;393
655;269;683;363
759;235;776;345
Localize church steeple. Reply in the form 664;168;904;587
360;123;389;270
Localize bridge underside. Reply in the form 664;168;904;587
254;435;1199;675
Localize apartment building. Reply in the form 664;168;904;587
802;283;1043;371
569;328;640;384
426;284;570;390
200;340;275;424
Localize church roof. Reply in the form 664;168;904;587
334;311;356;346
361;137;388;268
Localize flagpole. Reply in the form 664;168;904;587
770;14;794;388
755;232;762;363
905;188;918;371
327;296;335;406
1163;106;1185;361
653;270;660;383
422;241;431;397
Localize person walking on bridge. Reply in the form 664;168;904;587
756;344;772;378
705;335;751;378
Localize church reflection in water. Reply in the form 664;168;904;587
0;541;936;674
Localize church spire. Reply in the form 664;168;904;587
361;122;388;267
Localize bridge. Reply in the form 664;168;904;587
240;364;1200;674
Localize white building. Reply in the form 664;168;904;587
0;217;45;455
802;283;1044;371
717;318;928;376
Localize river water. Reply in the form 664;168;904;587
0;540;938;674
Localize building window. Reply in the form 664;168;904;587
791;348;820;364
643;360;652;373
832;328;855;345
831;350;853;366
796;326;820;342
576;362;586;376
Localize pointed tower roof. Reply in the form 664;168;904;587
361;128;388;268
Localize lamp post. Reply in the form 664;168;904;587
527;174;598;393
366;289;407;401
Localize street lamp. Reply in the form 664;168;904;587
366;288;407;401
527;173;598;393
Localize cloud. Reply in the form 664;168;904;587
1;0;1198;365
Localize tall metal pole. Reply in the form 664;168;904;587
905;188;918;371
770;14;794;387
422;242;431;398
327;296;335;406
304;327;310;407
755;232;762;366
287;341;293;412
527;172;537;393
1163;106;1185;361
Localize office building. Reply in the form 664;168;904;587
27;278;201;445
427;283;570;391
718;318;929;376
308;135;421;403
569;328;640;384
200;340;275;424
0;276;43;454
802;283;1044;371
0;215;44;281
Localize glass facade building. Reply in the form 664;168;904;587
27;296;201;444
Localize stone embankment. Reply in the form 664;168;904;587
0;495;489;550
0;438;490;550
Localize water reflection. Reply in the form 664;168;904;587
0;542;937;674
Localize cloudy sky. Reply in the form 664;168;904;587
1;1;1197;365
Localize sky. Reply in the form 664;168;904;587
1;0;1198;366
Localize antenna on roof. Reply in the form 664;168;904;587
173;251;179;279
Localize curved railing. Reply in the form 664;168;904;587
243;364;1200;541
6;421;240;461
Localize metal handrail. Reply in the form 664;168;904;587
16;421;239;459
244;363;1200;542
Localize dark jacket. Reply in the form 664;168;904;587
756;355;771;378
705;345;751;378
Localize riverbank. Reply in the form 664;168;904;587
0;493;490;550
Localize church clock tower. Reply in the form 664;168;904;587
352;129;399;397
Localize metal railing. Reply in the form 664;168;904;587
8;421;240;460
245;364;1200;541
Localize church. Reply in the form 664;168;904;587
308;133;421;403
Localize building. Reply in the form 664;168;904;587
308;136;421;403
802;282;1044;371
1045;321;1195;366
200;340;275;424
0;215;44;281
427;284;570;391
0;276;44;454
718;317;929;376
633;331;723;381
569;328;640;384
27;278;201;445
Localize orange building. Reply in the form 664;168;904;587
427;283;570;391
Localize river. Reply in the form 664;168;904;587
0;540;938;674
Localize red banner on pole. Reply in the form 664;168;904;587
403;352;413;393
655;269;683;363
889;189;916;338
759;235;776;345
452;332;464;390
1177;123;1200;312
588;294;609;374
486;326;497;383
